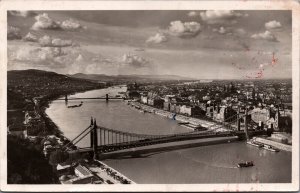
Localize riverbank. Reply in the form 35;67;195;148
127;101;228;132
253;137;292;152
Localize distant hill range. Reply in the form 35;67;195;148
8;69;92;83
68;73;195;82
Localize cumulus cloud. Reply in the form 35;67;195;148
121;53;150;68
9;46;66;63
32;13;60;30
200;10;245;24
213;26;228;34
60;18;83;31
146;33;167;44
38;35;73;47
7;26;22;40
23;32;38;42
32;13;84;31
168;21;201;38
251;31;278;42
8;11;36;17
265;20;282;30
188;11;197;17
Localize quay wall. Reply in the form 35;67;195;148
98;136;238;160
253;137;292;152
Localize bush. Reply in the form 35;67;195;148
7;135;58;184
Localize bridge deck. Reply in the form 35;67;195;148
98;136;239;159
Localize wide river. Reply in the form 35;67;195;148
46;87;292;184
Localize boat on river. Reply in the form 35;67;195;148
178;121;189;125
247;140;264;148
67;101;83;108
237;161;254;168
263;144;280;152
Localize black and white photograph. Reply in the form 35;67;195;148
0;0;299;192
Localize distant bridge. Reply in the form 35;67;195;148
57;94;126;101
62;109;267;160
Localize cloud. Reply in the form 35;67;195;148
146;33;167;44
265;20;282;30
200;10;245;24
32;13;61;30
8;11;36;17
168;21;201;38
213;26;245;36
32;13;84;31
7;26;22;40
251;31;278;42
234;28;247;36
9;46;66;64
213;26;228;34
38;35;73;47
60;18;84;31
121;53;150;68
188;11;197;17
23;32;38;42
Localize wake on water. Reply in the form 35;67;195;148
179;152;238;169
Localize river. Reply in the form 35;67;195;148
46;86;292;183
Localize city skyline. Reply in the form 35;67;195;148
7;10;292;79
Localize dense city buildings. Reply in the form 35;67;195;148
128;79;292;134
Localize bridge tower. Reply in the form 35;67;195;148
106;94;109;102
93;119;98;160
90;117;94;148
244;108;250;140
236;107;241;131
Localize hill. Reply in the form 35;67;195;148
68;73;195;83
8;69;104;109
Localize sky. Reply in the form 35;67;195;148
7;10;292;79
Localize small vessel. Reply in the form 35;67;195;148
68;101;83;108
247;140;263;148
237;161;254;168
178;121;189;125
263;144;280;152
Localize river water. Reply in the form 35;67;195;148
46;87;292;183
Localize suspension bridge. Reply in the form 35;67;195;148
62;108;268;160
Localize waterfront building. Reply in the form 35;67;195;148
180;105;192;116
163;102;171;111
170;103;177;113
140;95;148;104
61;164;95;184
148;97;164;108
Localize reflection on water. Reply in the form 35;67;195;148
46;87;292;183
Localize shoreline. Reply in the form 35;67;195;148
127;101;230;133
